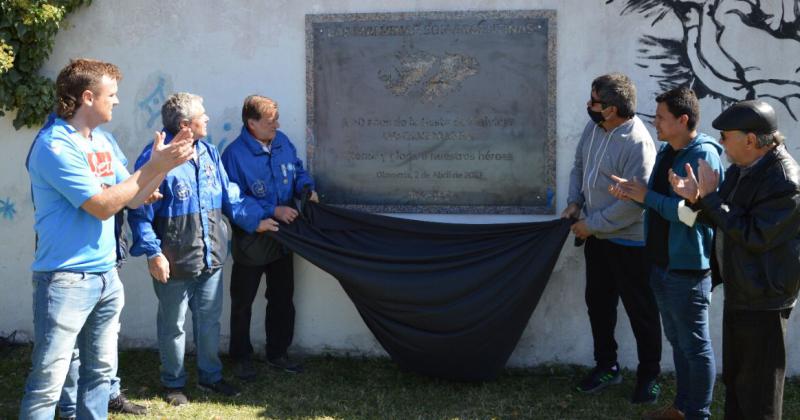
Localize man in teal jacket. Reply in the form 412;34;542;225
611;87;724;420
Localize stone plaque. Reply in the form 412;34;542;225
306;10;557;214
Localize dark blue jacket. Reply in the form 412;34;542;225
221;127;315;265
643;133;724;270
128;133;265;278
221;128;314;218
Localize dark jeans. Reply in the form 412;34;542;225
584;237;662;380
723;307;791;420
229;254;295;361
650;265;715;419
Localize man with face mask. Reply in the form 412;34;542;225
563;73;661;404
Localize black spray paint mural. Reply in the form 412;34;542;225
607;0;800;121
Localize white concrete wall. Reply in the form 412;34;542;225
2;0;800;373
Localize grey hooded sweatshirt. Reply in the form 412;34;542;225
567;116;657;243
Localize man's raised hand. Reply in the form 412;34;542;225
148;127;195;173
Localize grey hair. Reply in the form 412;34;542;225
161;92;204;135
756;131;785;148
591;73;637;118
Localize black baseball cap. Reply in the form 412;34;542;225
712;100;778;135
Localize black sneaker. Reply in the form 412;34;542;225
267;355;304;374
163;387;189;406
632;378;661;404
576;364;622;393
108;392;147;415
198;379;241;397
233;359;258;381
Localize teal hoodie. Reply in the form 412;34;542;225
643;133;724;270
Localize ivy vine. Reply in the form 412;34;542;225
0;0;91;129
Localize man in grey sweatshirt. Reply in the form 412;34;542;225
563;73;662;403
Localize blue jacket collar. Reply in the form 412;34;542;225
240;126;286;155
162;129;209;157
659;132;723;156
240;126;267;156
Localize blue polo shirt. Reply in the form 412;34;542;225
28;118;129;272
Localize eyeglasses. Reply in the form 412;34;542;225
590;97;606;107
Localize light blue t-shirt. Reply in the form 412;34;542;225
28;118;130;272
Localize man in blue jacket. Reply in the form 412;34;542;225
128;93;278;406
611;87;724;420
221;95;317;378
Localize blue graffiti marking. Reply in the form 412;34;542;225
207;121;234;151
137;77;166;128
0;197;16;220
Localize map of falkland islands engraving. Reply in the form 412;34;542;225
378;47;480;103
307;11;557;214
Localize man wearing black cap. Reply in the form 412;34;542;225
671;100;800;420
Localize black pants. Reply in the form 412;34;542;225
229;253;295;361
584;237;662;380
723;307;791;420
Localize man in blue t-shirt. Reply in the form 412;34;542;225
29;114;149;418
20;59;195;420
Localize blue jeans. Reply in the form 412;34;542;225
58;346;121;418
19;270;124;420
649;265;715;420
152;268;224;388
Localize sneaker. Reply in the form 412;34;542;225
163;387;189;406
198;379;241;397
108;392;147;415
643;405;685;420
575;364;622;393
267;354;304;374
233;358;258;381
632;378;661;404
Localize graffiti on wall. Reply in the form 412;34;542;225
134;73;238;152
205;107;240;152
0;197;16;220
135;73;172;131
608;0;800;119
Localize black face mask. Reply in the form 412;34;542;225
587;107;605;124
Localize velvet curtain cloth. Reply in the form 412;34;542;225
271;203;571;380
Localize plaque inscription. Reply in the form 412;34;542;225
306;11;557;214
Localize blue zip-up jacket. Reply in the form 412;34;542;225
128;132;266;278
221;128;315;217
643;133;724;270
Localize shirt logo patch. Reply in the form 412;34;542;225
251;180;267;198
175;181;191;201
87;151;114;178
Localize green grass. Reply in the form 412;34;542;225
3;344;800;419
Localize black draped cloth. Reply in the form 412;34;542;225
270;203;571;381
